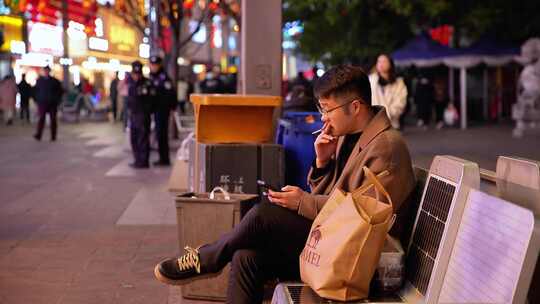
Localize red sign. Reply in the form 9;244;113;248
23;0;98;34
430;25;454;46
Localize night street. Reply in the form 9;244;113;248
1;120;539;303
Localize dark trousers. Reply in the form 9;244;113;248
154;108;170;163
198;202;312;304
35;105;57;140
121;97;129;129
435;101;447;123
130;112;151;166
20;100;30;122
417;102;432;124
111;95;118;120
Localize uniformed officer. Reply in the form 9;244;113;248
128;60;152;169
149;56;176;166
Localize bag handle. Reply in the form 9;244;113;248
362;167;393;208
387;214;397;232
352;170;389;196
209;187;231;200
176;132;195;161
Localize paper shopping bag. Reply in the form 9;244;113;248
300;167;395;301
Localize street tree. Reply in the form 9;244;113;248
113;0;240;84
284;0;540;65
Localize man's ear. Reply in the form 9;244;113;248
352;100;362;115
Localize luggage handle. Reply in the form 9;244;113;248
209;187;231;200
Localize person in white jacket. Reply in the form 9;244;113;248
369;54;408;129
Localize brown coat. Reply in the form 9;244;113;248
298;106;416;226
0;78;18;111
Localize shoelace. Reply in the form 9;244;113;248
177;246;201;273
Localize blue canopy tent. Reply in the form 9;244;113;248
392;33;461;67
393;34;521;129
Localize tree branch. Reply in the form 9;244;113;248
178;6;209;50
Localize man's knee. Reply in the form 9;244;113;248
231;249;259;269
243;202;291;223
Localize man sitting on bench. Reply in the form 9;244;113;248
154;65;416;303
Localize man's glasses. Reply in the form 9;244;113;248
316;99;358;115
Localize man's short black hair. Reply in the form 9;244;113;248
313;65;371;106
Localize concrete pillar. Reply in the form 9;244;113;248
483;68;489;121
449;68;454;103
240;0;282;96
460;67;467;129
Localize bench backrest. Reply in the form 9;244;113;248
400;156;480;304
438;186;540;304
273;155;540;303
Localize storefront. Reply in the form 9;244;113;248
0;15;24;79
75;6;147;99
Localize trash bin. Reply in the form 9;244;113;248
276;112;323;191
190;94;282;143
175;189;258;301
188;140;285;194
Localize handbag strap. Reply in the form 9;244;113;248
209;187;231;200
362;167;393;208
387;214;397;232
351;170;389;195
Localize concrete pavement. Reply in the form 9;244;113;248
0;119;539;303
0;122;187;304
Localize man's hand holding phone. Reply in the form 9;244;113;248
267;185;304;211
314;122;338;168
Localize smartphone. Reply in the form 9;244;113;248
256;180;280;192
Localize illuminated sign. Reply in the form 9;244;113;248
67;21;88;57
97;8;142;57
95;18;104;37
28;22;63;56
139;43;150;58
0;15;23;52
10;40;26;55
110;25;135;51
89;37;109;51
16;53;54;67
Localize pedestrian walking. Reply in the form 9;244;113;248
33;66;64;141
109;72;119;121
17;74;32;123
434;77;449;129
127;61;152;169
118;73;131;130
369;54;408;129
0;75;18;126
149;56;176;166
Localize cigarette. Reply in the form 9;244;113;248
312;128;323;135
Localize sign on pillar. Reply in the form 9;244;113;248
240;0;282;96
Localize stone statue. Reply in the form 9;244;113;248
513;38;540;137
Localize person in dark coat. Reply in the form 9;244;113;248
33;66;64;141
128;61;152;169
149;56;176;166
18;74;32;123
414;72;434;128
200;69;225;93
109;72;119;120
